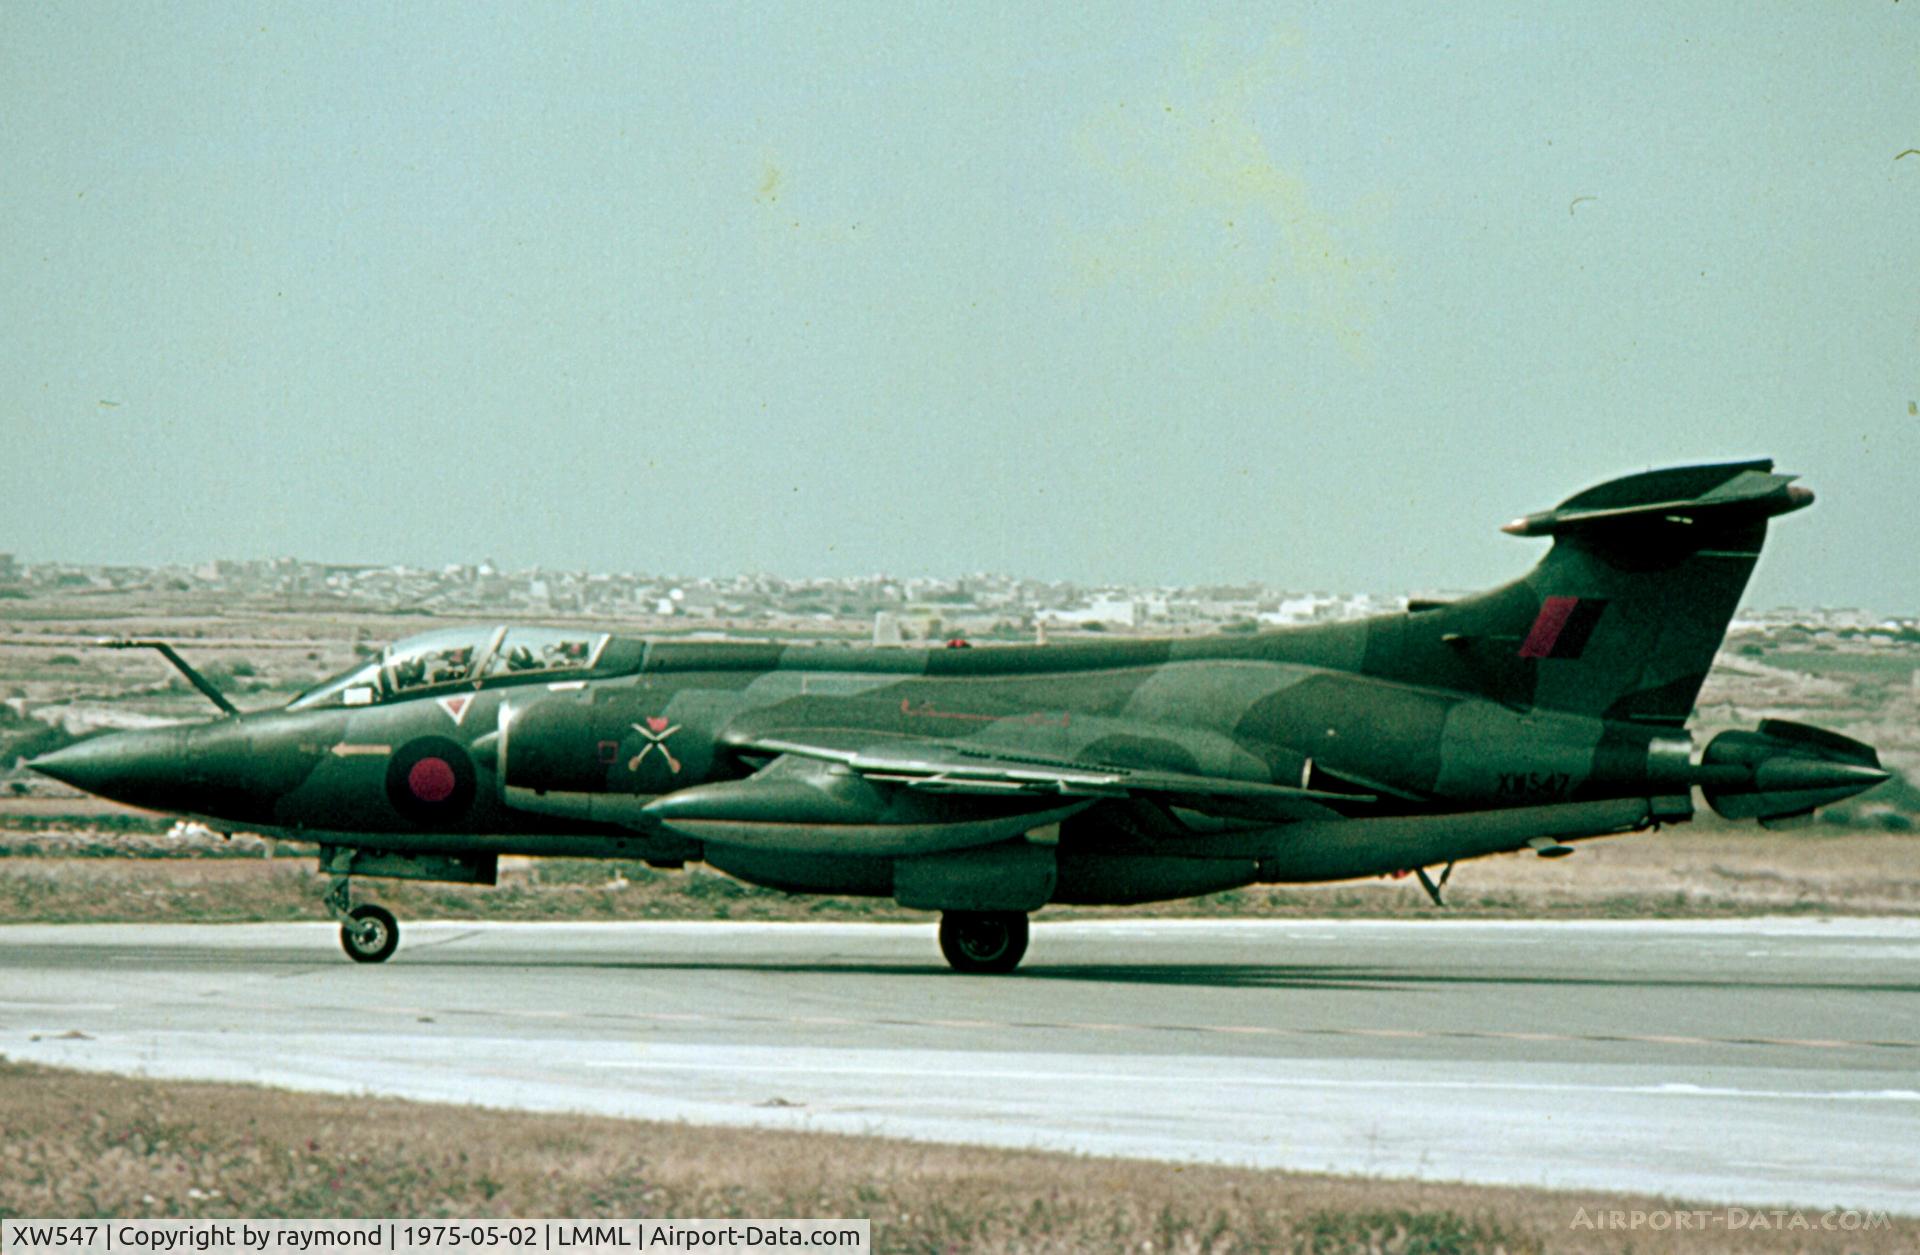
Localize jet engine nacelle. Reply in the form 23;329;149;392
646;754;1086;857
1695;719;1888;825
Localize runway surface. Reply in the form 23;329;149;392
2;917;1916;1213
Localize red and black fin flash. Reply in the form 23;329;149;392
1519;597;1608;660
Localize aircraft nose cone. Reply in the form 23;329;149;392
29;727;187;809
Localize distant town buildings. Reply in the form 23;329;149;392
0;556;1913;641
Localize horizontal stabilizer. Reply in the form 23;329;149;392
1359;458;1810;728
1500;460;1812;538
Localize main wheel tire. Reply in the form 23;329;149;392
340;904;399;964
938;911;1029;974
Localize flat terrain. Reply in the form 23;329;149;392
4;818;1917;924
3;919;1916;1220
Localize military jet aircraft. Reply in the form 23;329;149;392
29;460;1889;971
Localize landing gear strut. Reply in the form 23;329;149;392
1415;861;1455;907
938;910;1029;974
326;875;400;964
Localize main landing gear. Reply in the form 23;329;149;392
326;875;399;964
938;910;1029;974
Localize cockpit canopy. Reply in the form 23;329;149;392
287;625;610;710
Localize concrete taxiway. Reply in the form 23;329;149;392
1;917;1916;1213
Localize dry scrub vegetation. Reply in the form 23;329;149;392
4;1062;1912;1253
1;822;1917;926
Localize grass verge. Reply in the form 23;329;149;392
2;1061;1910;1252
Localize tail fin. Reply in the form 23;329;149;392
1363;460;1813;726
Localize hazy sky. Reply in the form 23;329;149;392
4;4;1916;610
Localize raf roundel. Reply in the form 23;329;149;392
407;756;458;803
386;736;477;827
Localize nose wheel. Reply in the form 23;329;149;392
341;904;399;963
325;875;400;964
938;910;1029;974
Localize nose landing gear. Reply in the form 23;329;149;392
325;875;400;963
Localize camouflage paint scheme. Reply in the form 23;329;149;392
31;461;1889;968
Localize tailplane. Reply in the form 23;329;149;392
1363;460;1812;726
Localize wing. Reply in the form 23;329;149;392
634;730;1366;854
731;729;1371;814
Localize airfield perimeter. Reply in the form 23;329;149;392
4;594;1920;1235
3;917;1917;1221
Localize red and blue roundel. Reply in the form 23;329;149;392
386;736;477;827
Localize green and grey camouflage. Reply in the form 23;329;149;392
33;460;1888;971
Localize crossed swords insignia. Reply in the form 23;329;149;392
629;717;682;774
